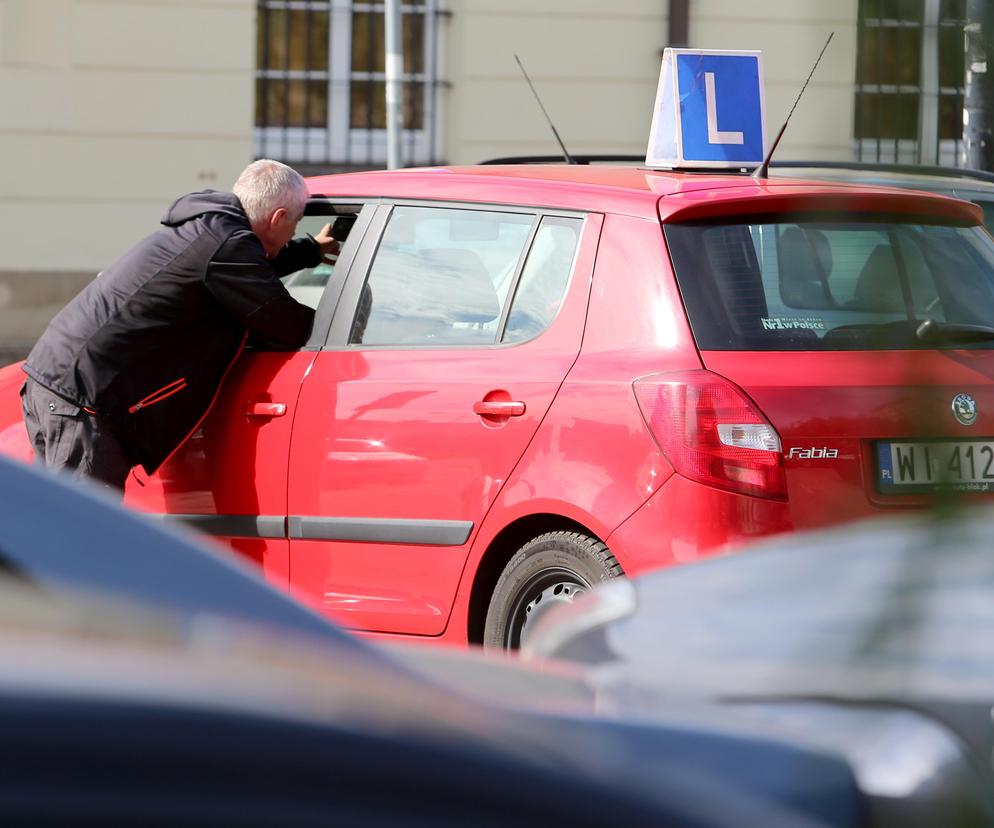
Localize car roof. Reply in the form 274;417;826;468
306;164;983;224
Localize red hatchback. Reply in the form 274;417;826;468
2;165;993;648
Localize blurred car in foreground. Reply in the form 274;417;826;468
5;163;994;652
4;457;994;825
0;455;879;828
524;506;994;826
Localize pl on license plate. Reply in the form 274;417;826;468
877;440;994;494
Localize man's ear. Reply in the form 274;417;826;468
270;207;289;228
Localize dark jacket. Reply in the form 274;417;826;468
23;190;318;474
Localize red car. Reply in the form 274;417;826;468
2;165;993;649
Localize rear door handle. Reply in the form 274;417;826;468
244;402;287;418
473;401;526;417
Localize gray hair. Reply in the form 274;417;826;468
232;159;308;225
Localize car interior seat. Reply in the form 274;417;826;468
704;224;770;336
849;244;905;312
778;227;835;308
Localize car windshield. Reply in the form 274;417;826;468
665;218;994;350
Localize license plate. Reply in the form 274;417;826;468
877;440;994;494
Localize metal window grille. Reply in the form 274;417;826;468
254;0;446;170
854;0;967;165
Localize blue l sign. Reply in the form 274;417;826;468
678;53;764;163
646;49;767;169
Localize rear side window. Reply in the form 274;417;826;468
665;219;994;350
503;216;582;344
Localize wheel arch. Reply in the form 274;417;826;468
466;513;611;645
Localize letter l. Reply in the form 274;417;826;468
705;72;745;145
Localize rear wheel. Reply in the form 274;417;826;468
483;531;623;650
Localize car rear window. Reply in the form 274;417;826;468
665;219;994;350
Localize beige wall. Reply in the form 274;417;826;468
442;0;858;165
0;0;258;272
0;0;256;361
443;0;669;164
688;0;858;160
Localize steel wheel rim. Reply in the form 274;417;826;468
505;567;590;649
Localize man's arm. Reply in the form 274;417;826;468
271;224;341;277
205;231;316;350
270;236;323;277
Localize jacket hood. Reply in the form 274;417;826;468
161;190;247;227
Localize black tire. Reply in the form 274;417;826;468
483;531;623;650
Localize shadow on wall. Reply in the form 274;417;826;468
0;271;94;366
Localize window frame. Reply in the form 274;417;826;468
254;0;442;167
854;0;967;165
300;199;381;350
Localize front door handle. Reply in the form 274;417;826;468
473;400;526;417
244;402;287;418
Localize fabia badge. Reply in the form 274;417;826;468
952;393;978;426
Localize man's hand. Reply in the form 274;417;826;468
313;223;342;264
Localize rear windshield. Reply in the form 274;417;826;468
665;219;994;350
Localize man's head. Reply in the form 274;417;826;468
232;159;309;258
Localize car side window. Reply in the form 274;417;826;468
350;206;533;346
281;212;360;310
502;216;582;344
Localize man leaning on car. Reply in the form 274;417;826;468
20;159;337;494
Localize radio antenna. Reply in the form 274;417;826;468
752;31;834;180
514;55;577;165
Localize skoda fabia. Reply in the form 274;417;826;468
2;164;993;648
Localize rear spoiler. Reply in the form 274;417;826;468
658;188;984;227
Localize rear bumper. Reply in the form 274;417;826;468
606;474;794;576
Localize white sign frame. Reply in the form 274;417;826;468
645;48;767;170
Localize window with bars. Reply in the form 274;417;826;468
254;0;443;169
854;0;967;165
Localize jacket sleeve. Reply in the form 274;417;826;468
271;235;324;277
204;230;316;350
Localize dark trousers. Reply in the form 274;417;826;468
21;378;134;494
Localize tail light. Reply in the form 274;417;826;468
633;370;786;500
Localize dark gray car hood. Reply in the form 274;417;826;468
526;508;994;703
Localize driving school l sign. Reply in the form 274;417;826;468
646;49;767;169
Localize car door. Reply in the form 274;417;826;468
124;203;377;589
286;202;599;635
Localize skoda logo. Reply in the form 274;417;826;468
952;393;978;427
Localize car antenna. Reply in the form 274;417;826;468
752;31;834;180
514;54;577;165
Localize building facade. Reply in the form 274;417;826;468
0;0;971;361
252;0;860;169
854;0;969;165
0;0;256;362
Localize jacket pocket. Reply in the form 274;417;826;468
47;397;82;417
128;378;188;414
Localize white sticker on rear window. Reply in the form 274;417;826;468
761;317;825;331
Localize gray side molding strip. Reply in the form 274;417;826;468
148;514;473;546
159;514;287;539
287;516;473;546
